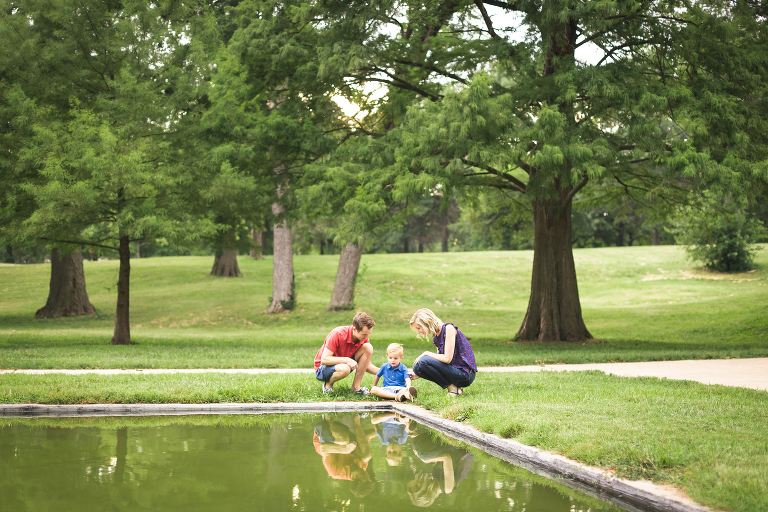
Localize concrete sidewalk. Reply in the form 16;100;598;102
3;358;767;391
485;358;768;392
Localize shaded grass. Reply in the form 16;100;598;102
2;370;767;512
1;245;767;369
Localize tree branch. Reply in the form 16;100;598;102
461;158;527;193
480;0;523;10
354;68;442;101
473;1;501;39
392;60;469;85
563;173;589;206
38;238;119;252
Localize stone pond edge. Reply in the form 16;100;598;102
0;402;711;512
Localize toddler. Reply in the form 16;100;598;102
371;343;417;401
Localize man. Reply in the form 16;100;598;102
314;312;378;395
312;414;377;497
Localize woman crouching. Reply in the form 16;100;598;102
409;308;477;396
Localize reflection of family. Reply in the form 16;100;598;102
314;309;477;398
312;413;474;506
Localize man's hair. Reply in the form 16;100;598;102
352;312;375;330
386;343;404;357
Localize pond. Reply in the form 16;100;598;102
1;412;626;511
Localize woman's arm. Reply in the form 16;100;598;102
417;324;455;364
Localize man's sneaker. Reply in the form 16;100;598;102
322;384;334;394
352;387;370;396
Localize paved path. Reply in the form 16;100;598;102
3;358;767;391
485;358;768;392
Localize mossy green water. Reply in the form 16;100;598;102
1;412;623;511
1;245;766;369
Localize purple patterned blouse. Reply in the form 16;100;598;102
433;323;478;373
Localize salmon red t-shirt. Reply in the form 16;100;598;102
314;326;369;369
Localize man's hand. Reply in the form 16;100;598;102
347;357;358;370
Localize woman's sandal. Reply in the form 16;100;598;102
447;388;463;397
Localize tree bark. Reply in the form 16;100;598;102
517;195;592;342
250;228;264;260
111;234;131;345
35;248;96;318
441;212;449;252
403;237;409;253
652;227;660;246
268;180;294;313
327;240;365;311
211;227;243;277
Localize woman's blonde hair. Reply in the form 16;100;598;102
407;473;441;507
410;308;442;339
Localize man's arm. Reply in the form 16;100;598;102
320;347;358;370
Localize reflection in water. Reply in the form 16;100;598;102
1;413;626;512
313;414;376;496
408;428;474;506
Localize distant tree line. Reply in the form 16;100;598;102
2;0;767;344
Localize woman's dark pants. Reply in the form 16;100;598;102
413;358;475;389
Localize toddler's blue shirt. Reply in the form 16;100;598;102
376;362;409;388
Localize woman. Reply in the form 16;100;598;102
409;308;477;396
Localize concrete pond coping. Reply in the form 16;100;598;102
0;402;710;512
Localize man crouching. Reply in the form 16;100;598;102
314;312;378;395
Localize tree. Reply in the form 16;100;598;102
206;0;353;312
34;247;96;318
2;0;215;344
306;0;768;340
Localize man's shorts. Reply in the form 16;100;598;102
315;365;337;382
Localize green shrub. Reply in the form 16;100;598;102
673;197;767;272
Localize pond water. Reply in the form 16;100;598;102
1;412;626;512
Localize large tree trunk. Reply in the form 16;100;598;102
327;240;365;311
211;228;243;277
111;234;131;345
268;180;294;313
35;248;96;318
517;196;592;342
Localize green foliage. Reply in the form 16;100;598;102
673;196;767;272
0;0;218;251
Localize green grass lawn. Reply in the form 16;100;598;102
1;245;766;369
2;370;767;512
2;246;768;511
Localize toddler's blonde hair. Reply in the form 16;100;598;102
409;308;443;339
386;343;404;357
